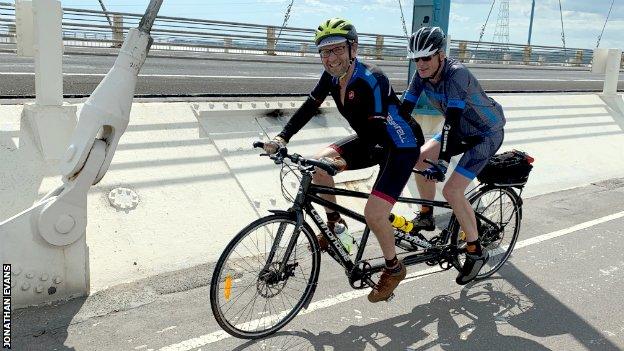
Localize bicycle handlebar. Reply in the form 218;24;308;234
253;141;339;176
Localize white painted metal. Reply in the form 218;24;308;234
602;48;622;95
33;0;63;106
15;0;34;57
0;140;105;308
1;24;151;307
60;28;150;183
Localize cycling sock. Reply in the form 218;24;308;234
385;256;401;273
466;240;482;256
327;211;341;222
420;206;432;215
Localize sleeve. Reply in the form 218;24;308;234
399;72;424;116
437;68;472;162
445;68;470;109
438;107;463;162
277;72;332;142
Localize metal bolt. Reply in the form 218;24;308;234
223;103;229;109
26;272;34;279
290;102;296;107
209;103;214;109
35;285;43;293
237;102;243;108
251;103;257;108
278;102;283;108
53;276;63;284
55;214;76;234
40;273;49;282
264;102;270;108
21;283;30;291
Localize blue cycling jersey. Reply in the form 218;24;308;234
403;57;505;137
278;58;421;149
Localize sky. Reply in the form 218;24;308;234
55;0;623;50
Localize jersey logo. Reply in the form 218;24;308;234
348;91;355;100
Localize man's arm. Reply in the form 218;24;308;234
399;73;424;117
438;104;464;162
275;71;331;143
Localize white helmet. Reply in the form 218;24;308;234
407;26;446;59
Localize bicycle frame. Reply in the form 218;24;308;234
269;161;520;293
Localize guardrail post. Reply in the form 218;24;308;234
16;0;34;56
267;26;276;55
523;46;532;65
22;0;77;161
503;53;511;65
572;50;583;67
300;43;308;57
375;35;384;60
8;23;16;43
223;37;232;53
112;14;123;48
458;41;468;62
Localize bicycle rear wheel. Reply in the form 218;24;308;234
451;186;522;279
210;213;320;339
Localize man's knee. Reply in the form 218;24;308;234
364;203;390;228
442;183;464;202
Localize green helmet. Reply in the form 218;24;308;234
314;18;358;47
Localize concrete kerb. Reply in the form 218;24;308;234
2;92;624;308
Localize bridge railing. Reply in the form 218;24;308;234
1;1;622;68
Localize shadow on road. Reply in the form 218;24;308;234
232;263;620;351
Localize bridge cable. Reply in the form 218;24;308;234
596;0;615;48
274;0;295;48
475;0;497;53
397;0;409;38
558;0;567;61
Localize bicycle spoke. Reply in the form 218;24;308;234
211;215;318;337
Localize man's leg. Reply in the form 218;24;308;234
364;194;406;302
413;138;441;229
442;172;488;285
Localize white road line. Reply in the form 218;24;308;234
0;72;319;80
158;209;624;351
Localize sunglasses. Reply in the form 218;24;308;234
319;45;347;58
413;52;439;62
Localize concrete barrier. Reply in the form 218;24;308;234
2;92;624;305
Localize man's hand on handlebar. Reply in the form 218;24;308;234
262;136;287;155
420;159;449;182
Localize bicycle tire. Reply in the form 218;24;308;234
450;186;522;279
210;213;320;339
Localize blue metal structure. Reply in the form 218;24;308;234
407;0;451;115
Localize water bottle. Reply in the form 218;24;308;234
388;213;414;233
334;222;354;255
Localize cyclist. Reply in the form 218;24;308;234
263;18;425;302
399;27;506;285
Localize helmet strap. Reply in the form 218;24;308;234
339;41;356;81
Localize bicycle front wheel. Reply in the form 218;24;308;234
451;186;522;279
210;213;320;339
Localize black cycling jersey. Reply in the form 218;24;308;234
278;59;421;150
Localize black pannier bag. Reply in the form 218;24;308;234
477;150;534;186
